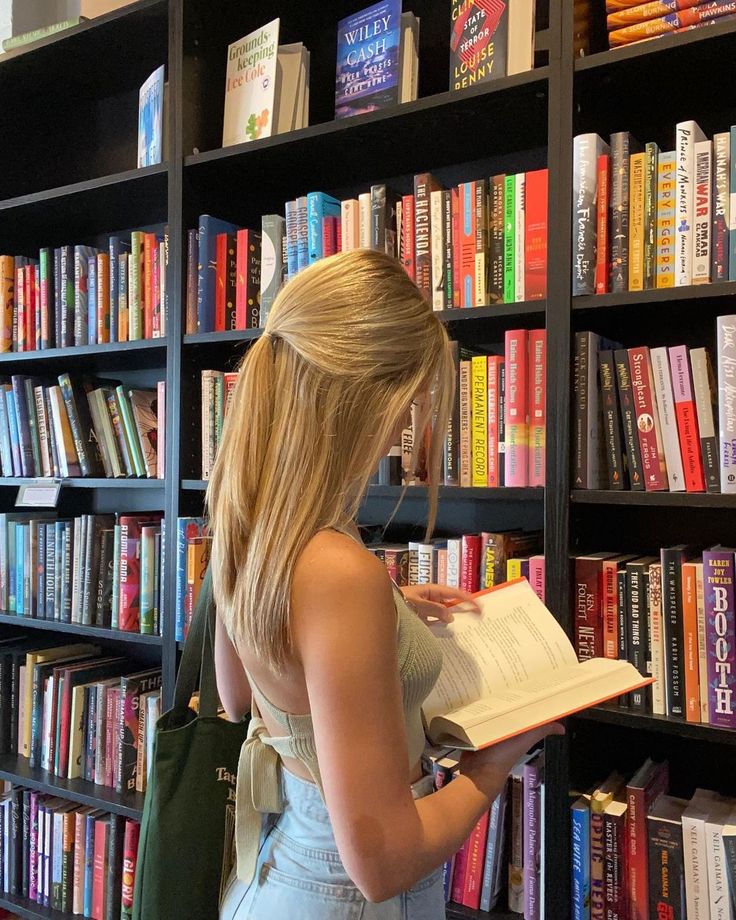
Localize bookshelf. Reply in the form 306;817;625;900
0;0;731;917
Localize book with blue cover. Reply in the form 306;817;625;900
197;215;240;333
138;65;165;168
335;0;403;119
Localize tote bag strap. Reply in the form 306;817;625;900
174;565;220;718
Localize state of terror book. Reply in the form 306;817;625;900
335;0;402;119
450;0;508;91
423;578;652;750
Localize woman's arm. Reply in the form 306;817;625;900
292;532;560;903
215;612;251;722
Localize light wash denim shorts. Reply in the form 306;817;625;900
220;768;445;920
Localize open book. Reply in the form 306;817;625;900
422;578;653;751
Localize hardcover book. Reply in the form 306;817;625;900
222;19;280;147
137;65;164;168
450;0;508;90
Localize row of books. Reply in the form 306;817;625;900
431;747;544;914
574;546;736;727
186;170;548;337
606;0;736;47
173;517;210;642
200;370;237;479
0;374;164;480
221;3;534;149
367;529;543;594
573;120;736;296
0;512;165;635
0;784;140;919
573;319;735;493
0;637;161;793
570;758;736;919
0;231;168;353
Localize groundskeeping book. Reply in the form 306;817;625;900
222;18;280;147
423;578;652;750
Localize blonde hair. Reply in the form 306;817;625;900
206;249;454;671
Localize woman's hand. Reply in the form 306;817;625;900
400;584;480;624
460;722;566;793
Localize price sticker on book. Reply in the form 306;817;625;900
16;480;62;508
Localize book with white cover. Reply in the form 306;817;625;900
422;578;652;750
138;65;164;167
507;0;535;75
683;790;721;920
650;346;685;491
275;42;309;134
222;19;280;148
705;799;736;920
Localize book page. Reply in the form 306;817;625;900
422;579;579;724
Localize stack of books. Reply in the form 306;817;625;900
573;316;736;493
0;784;141;918
432;747;544;913
0;639;161;794
369;530;544;596
574;545;736;726
571;759;736;918
606;0;736;48
187;170;548;333
0;511;166;636
0;230;168;352
0;374;165;480
573;121;736;294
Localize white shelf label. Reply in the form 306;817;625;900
16;480;61;508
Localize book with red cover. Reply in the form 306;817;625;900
119;514;164;632
401;194;416;281
575;553;616;660
504;329;529;487
626;759;669;920
525;169;548;301
121;820;140;918
322;216;338;258
92;816;109;920
462;809;490;909
668;345;705;492
458;182;477;308
96;253;110;345
461;534;482;593
595;155;611;294
215;232;228;332
235;229;262;330
528;329;546;487
627;346;667;491
143;233;155;340
152;244;161;338
452;187;461;307
451;838;469;906
487;356;504;487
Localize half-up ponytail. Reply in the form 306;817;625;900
207;250;454;671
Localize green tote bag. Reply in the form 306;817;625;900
133;567;250;920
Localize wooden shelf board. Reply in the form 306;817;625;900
0;754;144;820
571;490;736;508
0;613;162;645
575;705;736;744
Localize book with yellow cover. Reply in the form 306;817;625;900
628;152;646;292
471;355;487;487
422;578;653;750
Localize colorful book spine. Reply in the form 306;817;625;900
643;142;659;289
525;169;548;301
713;132;731;281
523;754;543;920
675;120;705;286
628;151;646;292
731;124;736;281
650;346;685;492
628;346;667;491
461;810;490;909
471;356;487;488
459;182;476;308
487;356;503;488
573;134;609;295
505;329;529;486
718;314;736;492
528;329;546;487
504;175;515;303
668;345;705;492
610;132;637;291
595;154;610;294
690;347;720;492
703;548;736;728
514;173;525;303
692;139;712;284
656;150;677;288
571;797;591;920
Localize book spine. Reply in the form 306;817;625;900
656;150;677;288
690;347;720;492
461;810;490;909
668;345;705;492
414;173;434;302
120;820;139;920
648;814;686;920
489;175;505;303
459;360;472;487
662;547;687;719
471;355;487;487
508;769;524;913
443;189;454;306
486;357;502;488
628;151;646;291
713;132;731;281
591;806;606;920
610;132;633;292
599;350;626;489
513;174;525;303
573;135;603;295
695;563;710;723
430;190;446;311
676;121;698;286
627;561;651;711
524;169;547;301
650;346;685;491
504;175;515;302
603;808;626;920
460;535;481;593
692;139;712;284
595;154;610;294
731;124;736;281
400;195;415;281
601;558;620;660
571;802;591;920
643;142;659;288
528;330;546;487
682;562;701;723
523;757;542;920
718;314;736;492
649;562;667;716
575;557;603;660
459;182;476;308
703;549;736;727
504;329;529;487
475;179;489;307
628;346;667;491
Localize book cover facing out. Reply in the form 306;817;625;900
222;18;280;147
137;65;164;168
335;0;402;119
450;0;508;91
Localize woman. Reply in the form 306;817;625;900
209;249;562;919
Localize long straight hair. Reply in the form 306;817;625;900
206;249;454;671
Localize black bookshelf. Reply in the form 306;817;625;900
0;892;73;920
0;0;730;916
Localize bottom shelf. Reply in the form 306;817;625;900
0;891;72;919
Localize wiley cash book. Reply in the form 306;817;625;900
423;578;652;750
